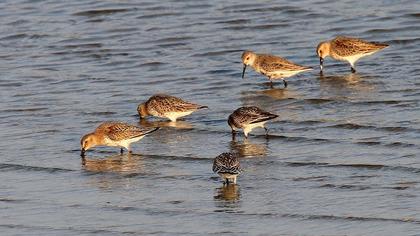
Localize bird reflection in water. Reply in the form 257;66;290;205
139;119;193;130
319;72;376;89
239;88;299;109
81;154;144;173
214;184;241;203
257;87;299;100
229;139;268;157
139;119;195;146
81;154;147;190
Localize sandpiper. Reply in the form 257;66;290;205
241;50;312;87
80;121;159;156
228;106;278;138
212;152;242;185
138;94;208;122
317;36;389;73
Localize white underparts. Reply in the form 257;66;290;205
104;136;145;151
165;111;195;122
220;173;238;184
243;121;267;137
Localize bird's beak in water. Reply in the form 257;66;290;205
81;148;86;157
319;57;324;71
241;64;247;79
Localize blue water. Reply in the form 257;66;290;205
0;0;419;235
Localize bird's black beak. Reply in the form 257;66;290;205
241;64;247;79
319;57;324;71
81;148;86;157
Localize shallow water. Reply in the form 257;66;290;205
1;0;420;235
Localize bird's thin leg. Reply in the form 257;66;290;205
351;67;356;73
231;129;236;141
120;148;124;155
264;126;269;137
283;79;288;88
266;76;274;88
225;178;230;185
125;144;133;154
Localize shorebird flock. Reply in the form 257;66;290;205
80;36;388;185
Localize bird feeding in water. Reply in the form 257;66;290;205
241;50;312;88
213;152;242;185
80;121;159;156
138;94;208;122
228;106;278;139
317;36;389;73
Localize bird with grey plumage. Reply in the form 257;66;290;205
138;94;208;122
228;106;278;139
241;50;312;88
80;121;159;156
212;152;242;185
317;36;389;73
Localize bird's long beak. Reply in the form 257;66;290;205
241;64;247;79
81;148;86;157
319;57;324;71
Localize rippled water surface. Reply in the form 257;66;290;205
1;0;420;235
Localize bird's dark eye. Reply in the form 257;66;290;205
246;57;250;60
319;50;323;54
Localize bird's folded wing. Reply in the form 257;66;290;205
98;122;155;141
333;36;386;56
260;55;308;71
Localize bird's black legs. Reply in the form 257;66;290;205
80;149;86;158
267;77;288;88
231;129;236;141
351;67;356;73
120;148;124;155
264;127;269;137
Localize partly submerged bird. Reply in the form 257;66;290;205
80;121;159;156
241;50;312;88
228;106;278;138
138;94;208;122
317;36;389;73
213;152;242;185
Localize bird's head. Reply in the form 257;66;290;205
137;103;149;119
80;133;98;155
241;51;256;79
316;41;330;71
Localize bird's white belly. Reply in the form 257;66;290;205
333;51;376;66
165;111;194;122
117;136;144;148
265;69;306;80
344;54;364;65
246;121;266;129
219;173;238;179
243;121;267;134
105;136;145;149
104;137;119;147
